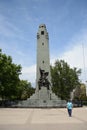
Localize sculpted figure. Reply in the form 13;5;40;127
38;68;50;90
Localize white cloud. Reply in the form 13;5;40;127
59;44;87;68
19;64;36;86
0;15;14;37
50;30;87;83
59;44;87;82
0;14;30;42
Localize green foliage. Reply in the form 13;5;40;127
17;80;35;100
0;49;35;101
0;49;22;100
74;83;87;100
51;60;81;100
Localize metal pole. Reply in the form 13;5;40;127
82;43;87;96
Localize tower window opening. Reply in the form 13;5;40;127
42;43;44;45
41;31;44;35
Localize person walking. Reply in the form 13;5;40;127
67;100;73;117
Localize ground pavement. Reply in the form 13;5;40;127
0;107;87;130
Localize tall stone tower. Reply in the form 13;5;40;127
17;24;66;107
30;24;60;103
36;24;51;92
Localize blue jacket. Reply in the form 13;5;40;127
67;102;73;109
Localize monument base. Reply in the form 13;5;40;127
16;99;66;108
15;87;66;108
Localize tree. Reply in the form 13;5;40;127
17;80;35;100
51;60;81;100
0;49;21;100
0;49;35;101
74;83;86;100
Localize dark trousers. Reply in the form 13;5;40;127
68;109;72;117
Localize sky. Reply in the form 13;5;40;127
0;0;87;87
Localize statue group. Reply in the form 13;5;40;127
38;68;50;90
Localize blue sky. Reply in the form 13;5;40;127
0;0;87;87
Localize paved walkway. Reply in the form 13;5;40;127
0;107;87;130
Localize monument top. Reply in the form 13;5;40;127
39;24;46;28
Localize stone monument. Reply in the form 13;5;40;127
17;24;66;107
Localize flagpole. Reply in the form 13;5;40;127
82;43;87;96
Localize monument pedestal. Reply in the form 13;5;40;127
39;87;50;100
16;87;66;108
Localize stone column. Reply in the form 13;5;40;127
36;24;51;93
